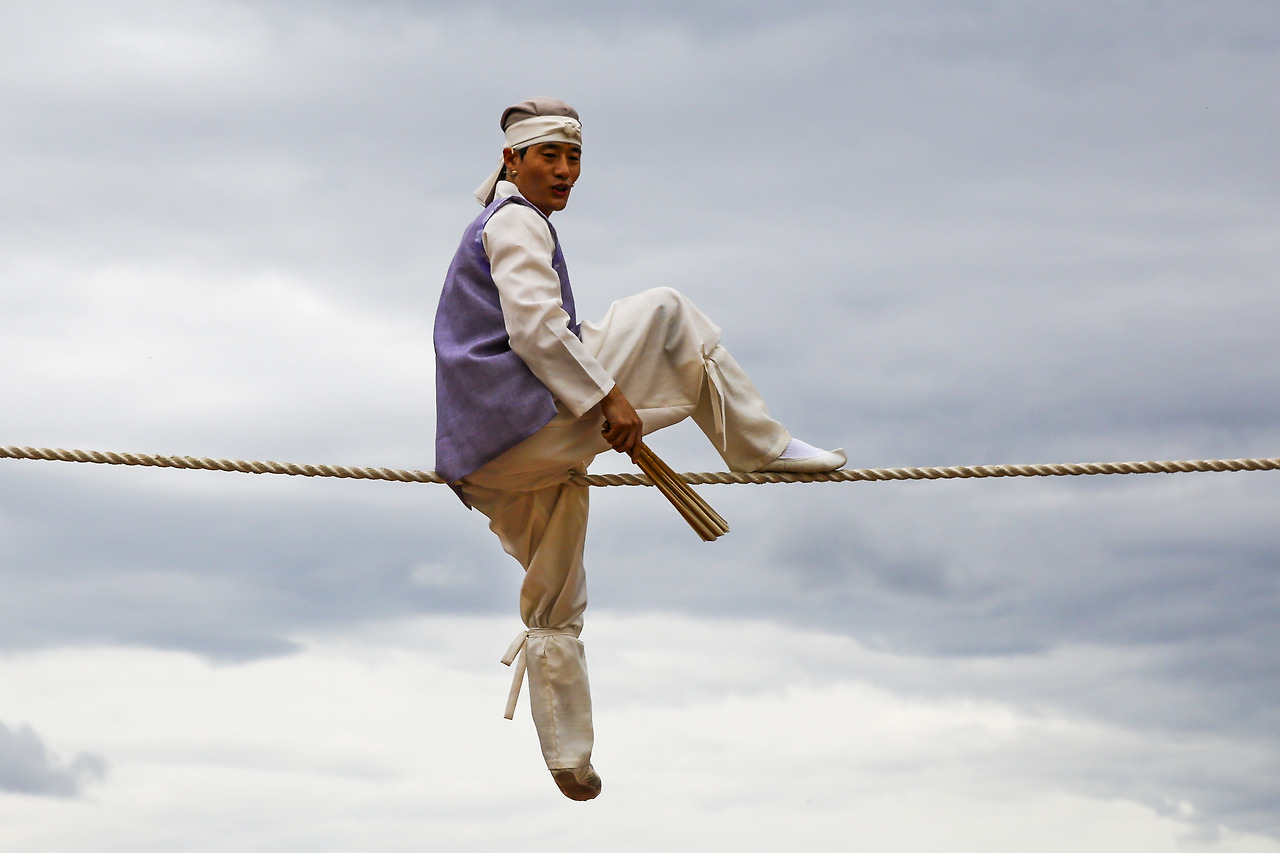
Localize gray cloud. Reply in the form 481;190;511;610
0;462;505;659
0;720;106;798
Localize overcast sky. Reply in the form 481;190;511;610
2;1;1278;851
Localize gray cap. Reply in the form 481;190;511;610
501;97;580;131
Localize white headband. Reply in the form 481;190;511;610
473;116;584;206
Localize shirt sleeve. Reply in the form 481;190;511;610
482;203;615;417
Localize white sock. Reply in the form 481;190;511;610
778;438;825;459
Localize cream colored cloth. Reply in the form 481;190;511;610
463;286;790;773
482;181;613;418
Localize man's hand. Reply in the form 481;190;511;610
599;385;643;459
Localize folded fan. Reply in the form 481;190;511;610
633;442;729;542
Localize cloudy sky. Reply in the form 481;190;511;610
2;1;1278;850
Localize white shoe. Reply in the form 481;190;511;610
756;439;846;473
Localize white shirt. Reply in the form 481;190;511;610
482;181;614;418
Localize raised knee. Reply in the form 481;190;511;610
639;286;719;350
644;286;687;309
643;286;694;324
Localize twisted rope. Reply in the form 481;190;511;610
2;445;1277;487
0;445;446;484
571;457;1280;485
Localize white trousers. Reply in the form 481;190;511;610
461;287;789;773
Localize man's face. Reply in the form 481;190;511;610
506;142;581;217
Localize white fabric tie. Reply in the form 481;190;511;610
501;626;578;720
503;115;582;150
702;345;729;452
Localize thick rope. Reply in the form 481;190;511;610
579;457;1280;485
2;445;1277;487
0;445;446;484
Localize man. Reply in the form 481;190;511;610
434;97;844;801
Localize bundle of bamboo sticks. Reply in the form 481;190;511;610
633;442;729;541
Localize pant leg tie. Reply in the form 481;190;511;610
500;626;578;720
702;344;729;452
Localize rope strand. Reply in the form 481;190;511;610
2;445;1277;487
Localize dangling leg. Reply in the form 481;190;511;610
462;476;602;801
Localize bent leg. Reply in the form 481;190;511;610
581;286;791;471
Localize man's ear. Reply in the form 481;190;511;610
502;147;520;172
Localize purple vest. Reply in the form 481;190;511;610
433;195;580;493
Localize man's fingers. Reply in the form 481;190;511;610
601;418;641;456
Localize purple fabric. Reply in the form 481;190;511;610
434;195;580;496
